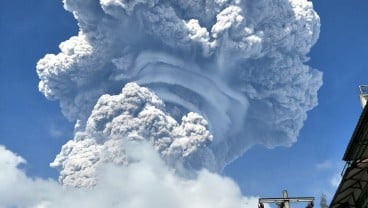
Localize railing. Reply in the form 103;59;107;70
341;161;351;176
359;85;368;108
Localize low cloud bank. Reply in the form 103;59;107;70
0;145;262;208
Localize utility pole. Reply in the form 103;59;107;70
259;190;314;208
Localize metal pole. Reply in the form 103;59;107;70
283;190;290;208
259;190;314;208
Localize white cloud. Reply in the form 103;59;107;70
49;128;64;138
330;173;341;188
316;160;333;170
314;160;343;188
49;123;66;138
0;144;263;208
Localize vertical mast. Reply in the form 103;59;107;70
259;190;314;208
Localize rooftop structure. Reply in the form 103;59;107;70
359;85;368;109
330;86;368;208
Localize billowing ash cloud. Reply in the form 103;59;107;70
37;0;322;186
1;145;264;208
52;83;215;186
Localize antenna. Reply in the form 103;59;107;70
359;85;368;108
259;190;314;208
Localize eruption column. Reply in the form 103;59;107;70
37;0;322;186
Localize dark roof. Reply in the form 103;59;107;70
330;104;368;208
343;103;368;161
329;161;368;208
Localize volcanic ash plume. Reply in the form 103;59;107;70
37;0;322;186
51;83;215;186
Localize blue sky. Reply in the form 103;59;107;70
1;0;368;204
